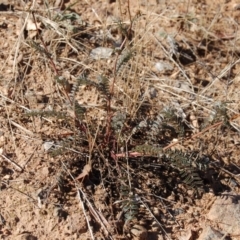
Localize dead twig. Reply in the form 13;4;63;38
77;189;94;240
0;154;23;172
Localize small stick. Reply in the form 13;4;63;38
10;120;33;136
0;154;23;172
78;189;94;240
22;145;38;169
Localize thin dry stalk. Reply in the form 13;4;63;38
77;189;94;240
9;120;33;136
78;187;113;239
62;161;113;239
200;58;240;95
0;154;23;172
139;198;171;239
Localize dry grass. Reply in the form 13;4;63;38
0;0;240;239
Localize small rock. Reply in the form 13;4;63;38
90;47;113;59
53;207;61;217
233;4;240;10
53;207;68;219
207;192;240;235
178;229;192;240
15;233;38;240
43;141;54;151
198;225;225;240
149;86;157;99
154;61;173;72
64;212;88;234
152;207;160;217
41;167;49;177
173;208;185;216
130;224;148;240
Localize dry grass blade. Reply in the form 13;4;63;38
139;198;171;239
9;120;33;136
0;0;240;239
200;58;240;95
0;154;23;172
77;189;94;240
78;188;113;239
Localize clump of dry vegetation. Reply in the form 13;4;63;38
0;0;240;239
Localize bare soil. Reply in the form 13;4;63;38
0;0;240;240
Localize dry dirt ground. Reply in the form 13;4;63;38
0;0;240;240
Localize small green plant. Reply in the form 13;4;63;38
26;23;233;232
115;180;140;224
13;1;240;239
